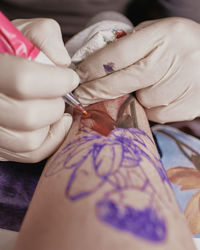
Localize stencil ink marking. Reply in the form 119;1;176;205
45;97;171;242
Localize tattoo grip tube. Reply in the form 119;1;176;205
0;11;40;59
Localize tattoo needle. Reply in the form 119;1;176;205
63;93;88;116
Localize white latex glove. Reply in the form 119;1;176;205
75;17;200;123
0;18;79;163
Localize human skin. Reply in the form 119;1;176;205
14;95;195;250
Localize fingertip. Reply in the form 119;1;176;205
67;69;80;91
48;47;71;66
73;70;80;86
62;113;73;134
30;114;72;162
65;52;71;67
146;108;169;124
55;48;71;66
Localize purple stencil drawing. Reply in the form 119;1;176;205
96;199;166;242
103;62;115;74
45;127;171;242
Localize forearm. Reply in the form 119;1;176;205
14;95;195;250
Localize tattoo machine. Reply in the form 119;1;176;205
0;11;87;115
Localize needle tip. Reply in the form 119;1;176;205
76;104;88;116
82;110;88;116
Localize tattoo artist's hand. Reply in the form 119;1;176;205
0;18;79;162
75;17;200;123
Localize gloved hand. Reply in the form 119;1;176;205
75;17;200;123
0;18;79;162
